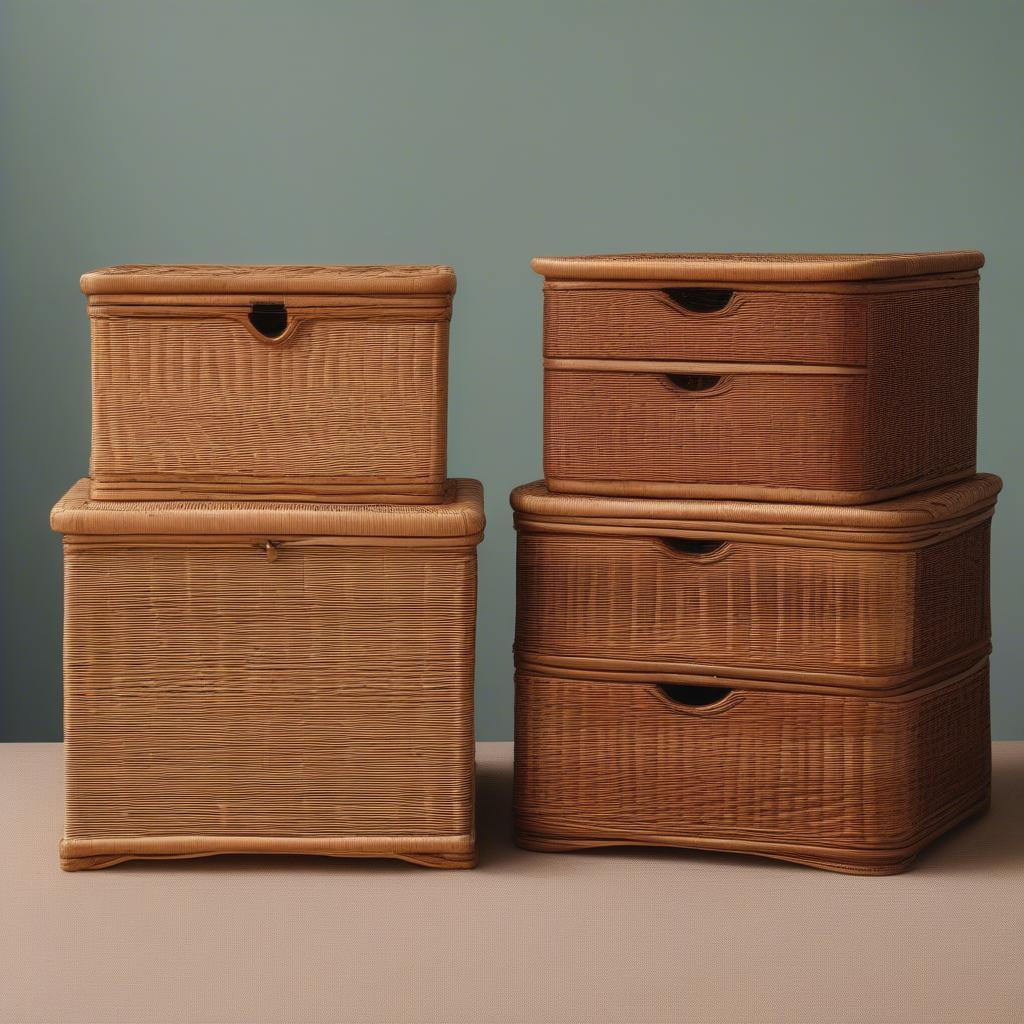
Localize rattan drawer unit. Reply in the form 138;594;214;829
533;252;984;504
512;476;999;694
514;659;991;875
81;264;456;502
51;479;484;871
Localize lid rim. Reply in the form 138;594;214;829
531;251;985;283
80;264;457;297
510;476;1001;530
52;479;484;539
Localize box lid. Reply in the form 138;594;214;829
80;264;456;297
53;479;484;540
512;475;1000;548
531;251;984;283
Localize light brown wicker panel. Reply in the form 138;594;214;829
83;265;454;502
514;660;991;875
512;476;998;693
534;253;982;504
52;479;484;871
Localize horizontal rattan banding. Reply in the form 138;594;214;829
514;647;992;696
81;264;457;296
52;479;484;538
531;252;984;283
545;357;868;376
88;480;448;504
511;476;1000;548
542;474;979;506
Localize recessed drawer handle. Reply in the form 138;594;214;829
248;302;289;341
663;287;733;314
656;683;734;709
660;537;727;556
665;372;722;392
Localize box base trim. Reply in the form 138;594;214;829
515;798;989;876
60;835;477;871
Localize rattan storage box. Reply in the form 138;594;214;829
533;252;983;504
51;479;484;870
512;475;999;694
81;264;456;502
514;658;991;874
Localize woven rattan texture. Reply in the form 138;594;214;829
59;516;480;871
514;524;990;691
544;288;871;363
90;311;448;501
542;279;978;503
514;663;991;874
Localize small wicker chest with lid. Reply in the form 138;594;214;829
81;264;455;503
534;251;984;505
52;479;484;871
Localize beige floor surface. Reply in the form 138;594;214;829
2;742;1022;1024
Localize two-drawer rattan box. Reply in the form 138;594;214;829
52;480;484;871
533;252;984;504
81;264;455;503
511;477;999;873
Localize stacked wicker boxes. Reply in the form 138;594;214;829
52;265;483;870
514;252;998;874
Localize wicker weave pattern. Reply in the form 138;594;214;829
90;310;449;501
544;288;872;364
537;256;979;504
514;663;991;874
512;478;995;692
544;369;873;499
55;482;483;871
515;531;988;685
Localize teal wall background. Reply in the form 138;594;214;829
1;1;1021;740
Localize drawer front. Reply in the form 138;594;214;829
544;287;870;364
516;531;921;680
544;367;869;499
90;312;448;493
514;669;991;854
63;541;477;842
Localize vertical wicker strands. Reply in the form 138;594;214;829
52;480;484;870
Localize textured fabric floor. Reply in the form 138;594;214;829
2;742;1022;1024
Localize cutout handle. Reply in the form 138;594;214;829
660;537;727;557
656;683;734;708
663;287;733;314
248;302;289;341
665;373;722;392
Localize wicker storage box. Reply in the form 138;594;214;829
81;264;456;502
51;479;484;870
512;475;999;694
533;252;984;504
514;658;991;874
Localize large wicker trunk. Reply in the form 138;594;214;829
512;475;999;694
51;479;484;870
514;659;991;875
533;252;983;504
81;264;455;502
